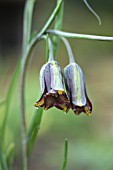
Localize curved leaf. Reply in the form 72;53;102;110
27;108;43;154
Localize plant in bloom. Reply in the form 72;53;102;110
34;37;92;115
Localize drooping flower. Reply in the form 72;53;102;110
64;62;92;115
34;60;70;112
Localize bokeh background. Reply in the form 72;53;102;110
0;0;113;170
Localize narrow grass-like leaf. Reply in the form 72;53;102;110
6;143;15;167
23;0;36;52
83;0;101;25
2;61;20;145
46;34;49;62
52;0;64;57
27;108;43;154
28;127;38;153
61;138;68;170
0;147;8;170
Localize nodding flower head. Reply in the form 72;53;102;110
34;60;70;113
64;62;92;116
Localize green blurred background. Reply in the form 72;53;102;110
0;0;113;170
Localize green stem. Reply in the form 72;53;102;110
47;29;113;41
23;0;36;52
53;0;64;57
46;34;54;61
61;138;68;170
21;0;36;169
20;1;63;169
48;38;54;61
46;34;49;61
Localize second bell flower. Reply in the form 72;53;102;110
64;62;92;115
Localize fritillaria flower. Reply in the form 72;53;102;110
61;37;92;115
64;62;92;116
34;60;70;112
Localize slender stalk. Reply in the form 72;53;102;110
48;38;54;61
53;0;64;57
46;34;49;61
20;38;39;170
61;138;68;170
60;37;75;63
23;0;36;52
46;34;54;61
47;29;113;41
21;0;36;169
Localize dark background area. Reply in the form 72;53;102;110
0;1;24;56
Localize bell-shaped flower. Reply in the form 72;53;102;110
34;60;70;112
64;62;92;115
60;37;92;116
